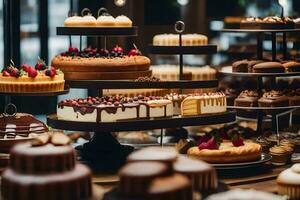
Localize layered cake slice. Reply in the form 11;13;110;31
181;92;226;116
57;96;173;122
258;90;289;107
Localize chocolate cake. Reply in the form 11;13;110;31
258;90;289;107
253;62;285;73
232;60;264;73
282;61;300;72
234;90;259;107
284;89;300;106
1;133;93;200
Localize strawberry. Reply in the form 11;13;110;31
50;66;57;74
28;67;38;78
197;134;211;146
99;49;109;56
35;58;47;70
45;69;56;78
198;138;219;150
2;70;10;76
68;47;79;53
231;135;244;147
83;47;93;53
128;49;140;56
10;68;18;77
112;45;123;54
21;64;31;72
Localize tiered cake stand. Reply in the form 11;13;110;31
219;28;300;139
48;22;236;171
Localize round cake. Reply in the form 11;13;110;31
188;141;262;164
252;62;285;73
277;164;300;199
51;46;151;80
153;34;208;46
0;61;64;93
1;137;93;200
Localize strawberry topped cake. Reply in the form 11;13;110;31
188;129;262;164
0;59;64;93
51;45;151;80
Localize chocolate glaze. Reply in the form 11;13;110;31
234;90;259;107
258;90;289;107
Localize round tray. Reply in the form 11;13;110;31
222;28;300;33
56;27;138;36
0;86;70;97
47;111;236;132
228;105;300;110
148;45;217;55
220;66;300;77
65;80;219;89
213;153;272;170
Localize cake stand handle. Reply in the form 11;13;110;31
175;21;185;81
271;32;277;61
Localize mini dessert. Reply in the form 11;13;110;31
1;133;94;200
206;189;287;200
51;46;151;80
277;164;300;199
115;15;133;27
57;95;173;122
269;145;292;165
64;8;96;27
64;15;84;27
224;88;239;106
181;92;226;116
283;61;300;72
119;162;169;197
176;139;196;154
234;90;259;107
127;147;178;172
241;16;294;29
153;34;208;46
256;136;272;153
97;14;115;26
232;59;264;72
0;60;64;93
252;62;285;73
97;8;132;27
284;89;300;106
174;156;218;193
258;90;289;107
147;174;193;200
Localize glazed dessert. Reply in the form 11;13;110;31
206;189;287;200
252;62;285;73
153;34;208;46
119;162;169;197
277;164;300;199
232;59;264;72
173;156;218;193
51;46;151;80
269;145;292;165
241;16;294;29
234;90;259;107
151;65;217;81
0;60;64;93
148;174;193;200
57;95;173;122
181;92;227;116
258;90;289;107
283;61;300;72
1;133;94;200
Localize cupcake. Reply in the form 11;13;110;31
97;14;116;27
81;14;97;26
64;16;83;27
280;139;295;153
294;138;300;153
256;136;272;153
115;15;133;27
269;145;292;165
277;164;300;199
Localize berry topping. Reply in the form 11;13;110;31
128;49;140;56
28;67;38;78
2;70;10;77
112;45;124;54
10;68;18;77
99;48;109;57
21;64;31;72
35;58;47;70
45;69;56;78
68;47;79;53
231;134;244;147
198;138;219;150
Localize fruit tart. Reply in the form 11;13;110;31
0;59;64;93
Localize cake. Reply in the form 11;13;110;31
269;145;292;165
234;90;259;107
188;141;262;164
241;16;294;29
147;174;193;200
181;92;226;116
224;16;244;29
232;59;264;73
173;156;218;193
51;46;151;80
252;62;285;73
115;15;133;27
153;34;208;46
104;89;169;99
285;89;300;106
258;90;289;107
57;95;173;122
0;60;64;93
165;93;188;115
282;61;300;72
64;15;84;27
119;161;169;197
1;133;94;200
277;164;300;199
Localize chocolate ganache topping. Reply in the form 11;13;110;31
262;90;285;100
239;90;259;98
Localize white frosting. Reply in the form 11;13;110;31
97;15;115;22
115;15;132;23
277;164;300;185
81;15;96;22
64;16;82;23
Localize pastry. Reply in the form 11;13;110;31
241;16;294;29
119;161;169;197
234;90;259;107
232;59;264;72
80;14;97;26
0;61;64;93
97;14;115;26
51;46;151;80
258;90;289;107
181;92;226;116
253;62;285;73
153;34;208;46
176;139;196;154
115;15;133;27
188;141;262;164
277;164;300;199
269;145;292;165
173;156;218;193
64;15;84;27
283;61;300;72
57;95;173;122
256;136;272;153
1;135;93;200
147;174;193;200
